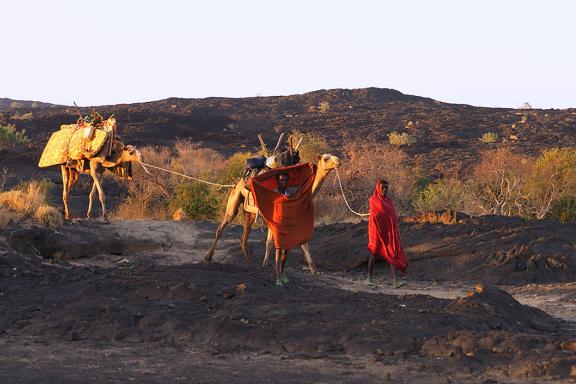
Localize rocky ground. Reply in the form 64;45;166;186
3;88;576;179
0;218;574;383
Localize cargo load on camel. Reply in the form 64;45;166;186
38;112;118;168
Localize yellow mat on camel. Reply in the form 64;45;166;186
38;124;109;168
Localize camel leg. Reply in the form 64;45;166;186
87;182;97;219
60;165;71;220
240;211;256;262
300;242;318;275
205;186;243;263
90;162;108;223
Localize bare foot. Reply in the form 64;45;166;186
394;281;406;289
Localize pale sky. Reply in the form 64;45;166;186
2;0;575;108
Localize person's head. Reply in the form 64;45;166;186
276;172;289;189
378;179;389;197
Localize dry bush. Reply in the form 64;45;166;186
0;167;8;191
114;195;168;220
318;101;330;113
480;132;499;143
172;139;227;179
34;205;63;228
114;143;236;221
113;146;173;219
339;138;416;215
314;192;361;225
0;206;13;229
468;148;533;216
0;180;49;214
288;130;330;163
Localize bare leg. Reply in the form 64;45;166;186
391;265;405;288
240;211;256;262
87;182;97;219
275;248;282;285
300;243;317;275
279;249;289;284
262;228;274;266
367;254;375;285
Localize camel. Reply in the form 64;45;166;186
204;153;341;274
262;153;341;276
60;143;144;222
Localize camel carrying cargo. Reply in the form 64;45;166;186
38;111;144;222
38;114;117;168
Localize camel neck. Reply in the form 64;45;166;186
312;166;329;197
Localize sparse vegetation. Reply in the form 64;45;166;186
170;182;221;221
10;112;33;120
0;124;30;146
34;205;64;228
388;131;415;147
480;132;499;144
412;178;468;213
549;196;576;223
288;130;330;163
318;101;330;113
0;179;61;227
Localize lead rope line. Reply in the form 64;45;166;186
139;162;236;188
335;168;370;217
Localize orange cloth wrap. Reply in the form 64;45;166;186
250;163;316;250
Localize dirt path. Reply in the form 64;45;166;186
2;219;575;383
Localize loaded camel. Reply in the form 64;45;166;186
262;153;341;277
60;142;144;222
203;133;299;262
204;142;341;274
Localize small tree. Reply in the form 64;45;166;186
388;131;415;147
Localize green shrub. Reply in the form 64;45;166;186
220;151;254;184
412;178;468;212
549;196;576;223
0;124;29;145
170;182;221;221
480;132;499;143
388;131;415;146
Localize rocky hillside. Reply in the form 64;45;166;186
2;88;576;177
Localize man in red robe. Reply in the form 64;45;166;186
367;179;408;287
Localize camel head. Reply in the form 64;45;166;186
316;153;341;172
123;145;143;163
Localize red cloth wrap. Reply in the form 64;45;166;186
250;163;316;250
367;184;408;272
